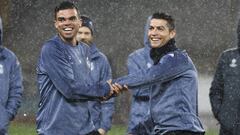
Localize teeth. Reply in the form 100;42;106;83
151;38;159;41
64;28;73;31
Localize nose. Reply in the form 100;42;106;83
150;29;158;36
62;19;72;25
153;27;160;33
79;33;87;40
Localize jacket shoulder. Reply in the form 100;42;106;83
41;37;64;54
43;37;60;48
128;48;145;59
222;47;239;54
220;48;239;58
98;51;109;62
1;47;18;60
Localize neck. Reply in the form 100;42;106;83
59;34;77;46
150;38;177;65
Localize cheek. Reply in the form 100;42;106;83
78;34;85;39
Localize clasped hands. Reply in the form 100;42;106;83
102;80;128;100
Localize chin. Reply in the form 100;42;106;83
151;44;161;48
64;37;74;41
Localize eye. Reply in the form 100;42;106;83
57;17;65;22
149;26;154;30
156;26;164;31
69;16;77;21
85;32;91;35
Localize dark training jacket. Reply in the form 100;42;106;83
210;48;240;134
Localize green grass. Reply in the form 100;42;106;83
9;122;36;135
9;122;218;135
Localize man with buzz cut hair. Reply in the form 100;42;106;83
76;15;115;135
0;16;23;135
115;12;205;135
36;1;123;135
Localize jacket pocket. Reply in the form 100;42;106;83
217;108;234;131
0;104;10;134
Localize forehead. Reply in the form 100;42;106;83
78;26;91;33
56;8;78;18
150;19;168;27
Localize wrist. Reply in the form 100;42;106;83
98;128;106;135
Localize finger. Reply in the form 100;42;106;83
114;83;123;89
107;79;112;84
123;85;128;91
112;85;120;94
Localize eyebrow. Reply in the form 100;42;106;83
57;16;77;20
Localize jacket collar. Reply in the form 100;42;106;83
90;43;100;59
150;38;177;65
86;43;101;60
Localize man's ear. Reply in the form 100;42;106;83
170;30;176;39
54;20;58;29
79;19;82;27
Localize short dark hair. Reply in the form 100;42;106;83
151;12;175;31
54;1;79;19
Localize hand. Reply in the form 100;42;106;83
98;128;106;135
111;83;123;95
107;80;123;95
102;80;128;100
101;80;115;100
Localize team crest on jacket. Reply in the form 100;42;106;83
86;57;94;71
147;63;152;68
0;64;3;74
230;58;237;68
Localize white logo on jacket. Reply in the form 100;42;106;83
147;63;152;68
0;64;4;74
86;57;94;71
168;53;174;57
230;58;237;68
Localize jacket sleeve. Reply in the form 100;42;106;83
40;43;110;100
100;57;114;132
209;53;224;120
115;52;191;89
128;56;140;74
127;55;144;93
6;56;23;120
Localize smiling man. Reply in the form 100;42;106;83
115;12;205;135
36;1;121;135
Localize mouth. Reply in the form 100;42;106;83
63;27;73;31
150;37;161;42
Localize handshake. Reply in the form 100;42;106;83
102;80;128;100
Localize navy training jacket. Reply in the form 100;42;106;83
0;17;23;135
36;35;111;135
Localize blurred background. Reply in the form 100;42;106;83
1;0;240;134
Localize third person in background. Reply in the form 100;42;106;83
77;15;114;135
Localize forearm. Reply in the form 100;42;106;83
115;52;192;88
